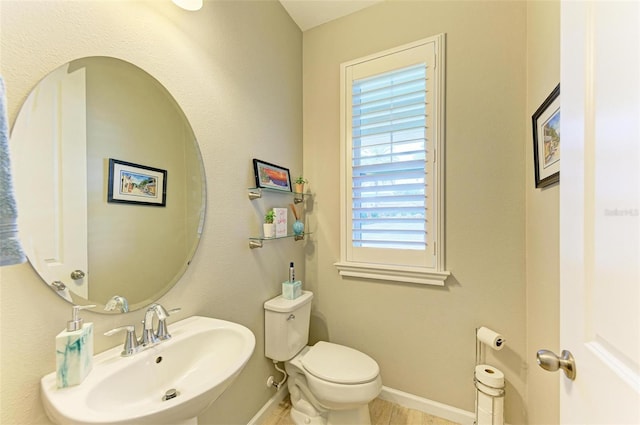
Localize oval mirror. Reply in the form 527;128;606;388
10;57;206;313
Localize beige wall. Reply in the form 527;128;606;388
525;1;561;424
303;1;528;422
0;1;302;424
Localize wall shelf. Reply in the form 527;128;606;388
248;187;311;249
248;233;310;249
248;187;308;204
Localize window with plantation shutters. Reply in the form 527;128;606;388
352;63;427;251
335;35;450;286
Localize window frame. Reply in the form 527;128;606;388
335;34;449;286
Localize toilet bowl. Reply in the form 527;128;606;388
264;292;382;425
289;342;382;409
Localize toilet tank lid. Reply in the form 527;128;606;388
264;291;313;312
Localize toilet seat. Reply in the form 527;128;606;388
301;341;379;384
286;342;383;413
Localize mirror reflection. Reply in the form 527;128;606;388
10;57;206;313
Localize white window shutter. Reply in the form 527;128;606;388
351;63;428;251
336;34;449;286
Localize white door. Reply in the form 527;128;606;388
559;0;640;423
11;64;89;299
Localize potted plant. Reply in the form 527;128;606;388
263;210;276;238
294;176;307;194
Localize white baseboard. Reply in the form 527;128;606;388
379;386;475;425
246;384;476;425
246;386;289;425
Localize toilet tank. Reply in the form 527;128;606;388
264;291;313;361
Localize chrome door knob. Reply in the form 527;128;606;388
70;270;85;280
50;281;67;291
536;349;577;380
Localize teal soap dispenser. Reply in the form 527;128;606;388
55;304;96;388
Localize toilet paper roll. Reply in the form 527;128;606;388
477;327;505;350
476;392;504;425
476;408;494;425
475;364;505;389
476;390;504;425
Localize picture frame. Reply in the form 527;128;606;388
108;158;167;206
252;159;292;192
532;84;560;188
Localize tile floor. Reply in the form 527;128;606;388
261;396;460;425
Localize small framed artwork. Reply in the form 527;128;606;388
532;84;560;188
252;159;292;192
108;159;167;206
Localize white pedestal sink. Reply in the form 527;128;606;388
41;316;255;425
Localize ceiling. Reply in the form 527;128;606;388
279;0;383;31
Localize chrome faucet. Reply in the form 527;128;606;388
104;295;129;313
141;303;169;346
105;303;180;356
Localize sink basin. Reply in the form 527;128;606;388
41;316;255;425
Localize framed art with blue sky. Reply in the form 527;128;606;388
532;84;560;188
107;158;167;206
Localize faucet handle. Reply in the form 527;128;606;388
105;325;139;357
156;307;181;341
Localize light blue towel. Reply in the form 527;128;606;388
0;76;26;266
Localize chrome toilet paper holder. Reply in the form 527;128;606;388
474;327;506;425
474;374;505;425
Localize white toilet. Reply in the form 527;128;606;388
264;291;382;425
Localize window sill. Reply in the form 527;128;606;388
334;262;450;286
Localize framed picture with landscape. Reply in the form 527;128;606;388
532;84;560;188
107;158;167;206
252;159;292;192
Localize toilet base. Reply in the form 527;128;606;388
290;405;372;425
290;407;325;425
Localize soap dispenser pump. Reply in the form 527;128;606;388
55;304;96;388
